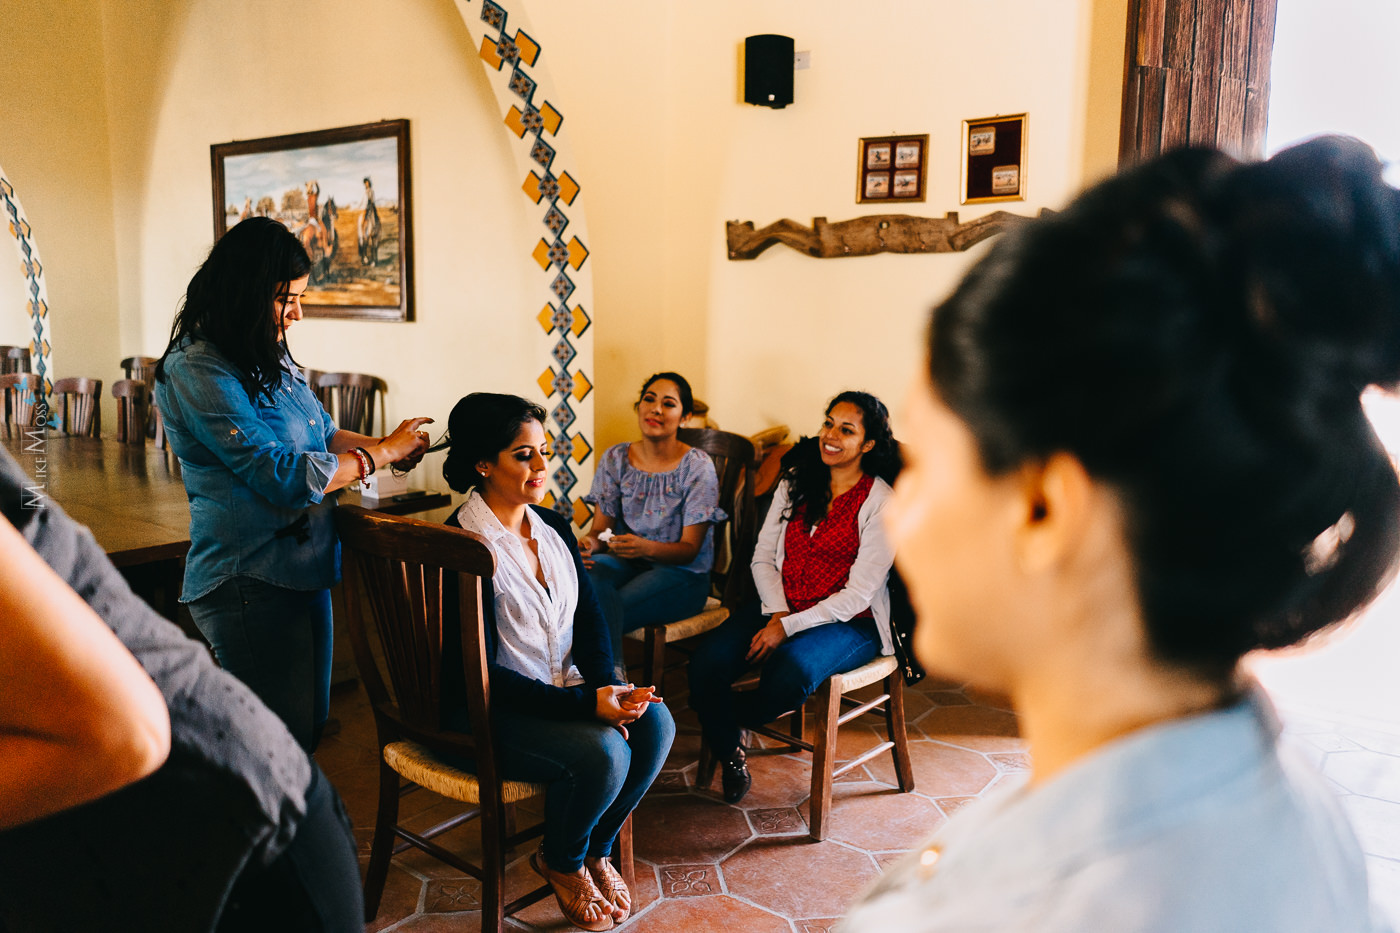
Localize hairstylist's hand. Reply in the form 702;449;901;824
579;534;603;569
379;417;434;469
746;613;789;663
595;684;645;738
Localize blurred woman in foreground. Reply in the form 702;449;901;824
845;137;1399;931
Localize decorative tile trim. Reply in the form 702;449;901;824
464;0;594;528
0;168;54;396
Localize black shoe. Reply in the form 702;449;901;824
721;747;752;804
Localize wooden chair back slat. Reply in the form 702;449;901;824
677;427;759;606
336;506;496;742
315;372;388;436
0;372;42;439
0;346;31;375
111;379;150;445
51;377;102;437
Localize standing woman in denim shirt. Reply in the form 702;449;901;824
154;217;432;751
579;372;725;660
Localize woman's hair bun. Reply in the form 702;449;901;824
1209;135;1400;394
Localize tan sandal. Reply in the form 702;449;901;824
530;848;615;931
586;856;632;923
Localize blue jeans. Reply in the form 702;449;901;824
687;600;883;758
494;701;675;872
588;555;711;661
189;577;333;752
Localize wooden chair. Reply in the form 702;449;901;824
315;371;387;436
622;428;758;692
120;355;159;385
699;655;914;840
111;379;151;444
51;377;102;437
1;372;43;439
0;345;31;375
335;505;634;928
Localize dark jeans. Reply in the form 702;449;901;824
189;577;333;751
493;701;676;872
217;765;363;932
687;600;883;758
587;555;711;666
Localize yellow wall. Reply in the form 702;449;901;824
1;0;1125;468
532;0;1125;446
0;0;121;385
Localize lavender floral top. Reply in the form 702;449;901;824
584;443;726;575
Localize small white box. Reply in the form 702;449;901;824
361;470;410;502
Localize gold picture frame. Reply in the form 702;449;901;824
858;134;928;203
960;113;1027;204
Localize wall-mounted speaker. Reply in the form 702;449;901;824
744;34;794;109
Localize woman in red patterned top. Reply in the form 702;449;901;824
688;391;902;803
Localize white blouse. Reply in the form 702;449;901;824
751;477;895;655
453;491;585;688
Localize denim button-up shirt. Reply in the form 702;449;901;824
155;339;341;601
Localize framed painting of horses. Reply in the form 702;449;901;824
210;119;413;322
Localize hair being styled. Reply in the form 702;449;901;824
155;217;312;402
928;134;1400;680
781;390;901;526
441;393;547;493
637;371;695;418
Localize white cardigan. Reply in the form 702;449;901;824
751;477;895;655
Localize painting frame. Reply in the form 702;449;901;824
857;133;928;204
210;119;414;322
961;113;1027;205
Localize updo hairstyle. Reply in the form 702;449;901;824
441;393;547;494
928;135;1400;680
636;371;695;418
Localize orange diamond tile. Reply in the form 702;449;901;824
478;35;503;70
541;490;557;510
539;101;563;135
515;30;540;66
504;106;528;138
522;171;543;204
558;172;580;205
572;370;592;402
536;303;556;334
571;431;592;463
536;367;556;398
531;238;552;271
0;178;12;197
571;305;591;337
566;236;589;270
572;498;593;528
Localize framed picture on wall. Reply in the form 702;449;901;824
210;119;413;322
858;133;927;203
961;113;1027;204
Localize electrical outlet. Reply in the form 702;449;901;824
794;50;811;70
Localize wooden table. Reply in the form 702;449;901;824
1;433;452;567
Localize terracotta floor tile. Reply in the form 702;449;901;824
935;795;980;818
363;862;426;932
423;876;482;913
867;739;999;797
633;794;753;864
731;752;817;809
925;690;973;707
664;727;705;769
721;835;880;918
312;734;377;778
651;769;690;793
914;705;1024;753
795;918;844;933
962;687;1015;711
989;751;1032;773
1324;749;1400;798
749;806;806;835
630;857;663;913
802;787;944;852
625;895;790;933
657;863;722;897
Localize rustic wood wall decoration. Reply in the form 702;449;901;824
725;210;1043;261
1120;0;1278;164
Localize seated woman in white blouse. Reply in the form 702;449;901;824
439;393;674;933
